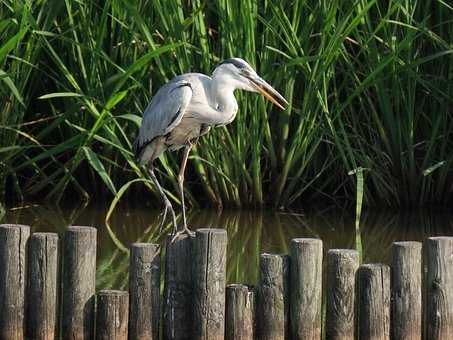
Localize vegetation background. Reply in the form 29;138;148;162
1;0;452;212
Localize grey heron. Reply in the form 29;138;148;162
133;58;288;238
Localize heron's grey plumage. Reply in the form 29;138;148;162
134;72;234;164
133;58;287;236
133;79;192;161
134;58;288;167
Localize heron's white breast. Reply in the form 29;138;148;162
165;117;202;149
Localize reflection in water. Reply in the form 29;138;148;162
4;204;453;290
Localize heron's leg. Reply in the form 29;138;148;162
177;143;193;235
148;166;178;235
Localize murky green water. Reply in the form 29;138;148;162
4;203;453;290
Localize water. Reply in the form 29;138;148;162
4;203;453;290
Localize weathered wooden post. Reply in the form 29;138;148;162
62;226;97;340
256;253;289;340
392;241;422;340
357;264;391;340
290;238;323;340
129;243;160;340
0;224;30;340
163;234;194;340
225;284;254;340
27;232;59;340
325;249;359;340
192;228;227;340
424;237;453;340
96;290;129;340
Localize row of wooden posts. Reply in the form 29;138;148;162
0;223;452;339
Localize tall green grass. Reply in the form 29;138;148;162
1;0;452;209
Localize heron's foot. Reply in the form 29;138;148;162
183;224;195;237
170;225;195;243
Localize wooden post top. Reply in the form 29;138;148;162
196;228;227;235
98;290;129;296
0;223;30;230
30;232;58;238
261;253;288;259
393;241;422;247
291;238;322;244
328;248;359;255
66;226;97;233
227;283;251;289
427;236;453;241
360;263;389;270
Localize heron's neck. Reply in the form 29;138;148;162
210;75;238;124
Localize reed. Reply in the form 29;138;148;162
1;0;451;209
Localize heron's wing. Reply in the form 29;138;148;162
133;80;192;158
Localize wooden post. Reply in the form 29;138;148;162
27;232;59;340
290;238;323;340
96;290;129;340
256;253;289;340
424;237;453;340
163;234;194;340
192;228;227;340
225;284;254;340
129;243;160;340
325;249;359;340
0;224;30;340
62;226;97;340
392;241;422;340
357;264;391;340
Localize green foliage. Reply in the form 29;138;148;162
1;0;452;209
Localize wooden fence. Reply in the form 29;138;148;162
0;223;452;339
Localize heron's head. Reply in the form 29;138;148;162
213;58;288;110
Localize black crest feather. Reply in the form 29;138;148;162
217;58;248;70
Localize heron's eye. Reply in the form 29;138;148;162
240;69;251;77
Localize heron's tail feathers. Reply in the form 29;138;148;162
132;138;148;165
132;138;140;159
133;137;165;166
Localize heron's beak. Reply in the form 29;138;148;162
247;74;289;110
